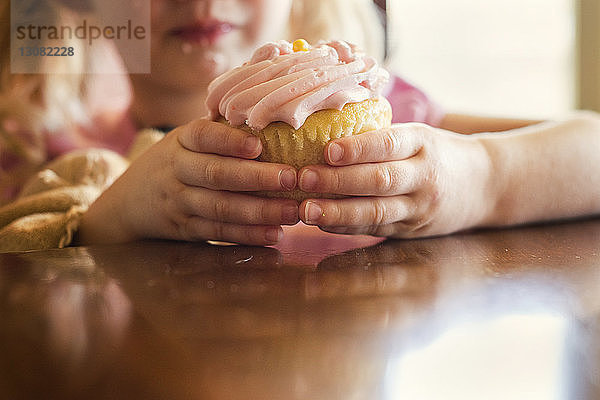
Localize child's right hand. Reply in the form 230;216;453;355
77;119;300;246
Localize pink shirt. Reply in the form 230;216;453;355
383;74;444;126
0;112;137;206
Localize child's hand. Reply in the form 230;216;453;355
297;123;493;238
78;119;299;246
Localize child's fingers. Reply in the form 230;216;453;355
177;119;262;159
318;224;398;237
324;123;429;165
174;151;297;192
299;196;417;228
324;123;426;166
298;159;424;196
177;217;284;246
176;188;299;226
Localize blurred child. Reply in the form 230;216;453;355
0;0;598;251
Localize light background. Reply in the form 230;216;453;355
386;0;576;119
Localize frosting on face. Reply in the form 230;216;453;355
205;39;389;130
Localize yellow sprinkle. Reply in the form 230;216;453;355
293;39;310;52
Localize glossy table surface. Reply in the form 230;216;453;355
1;220;600;399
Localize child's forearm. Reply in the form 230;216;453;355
478;112;600;227
440;113;540;134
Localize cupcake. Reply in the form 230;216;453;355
206;39;392;201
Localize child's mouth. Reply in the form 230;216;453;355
170;21;233;46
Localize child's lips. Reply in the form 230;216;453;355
170;21;233;45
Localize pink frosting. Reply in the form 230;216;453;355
206;40;389;130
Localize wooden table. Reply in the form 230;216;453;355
1;220;599;399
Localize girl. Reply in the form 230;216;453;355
1;0;598;251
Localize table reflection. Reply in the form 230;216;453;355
0;248;132;398
0;219;599;399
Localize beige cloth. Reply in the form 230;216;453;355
0;129;164;253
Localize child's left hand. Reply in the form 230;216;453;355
297;123;494;238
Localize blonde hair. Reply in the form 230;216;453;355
288;0;385;62
0;0;89;136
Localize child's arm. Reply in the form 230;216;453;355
294;112;600;238
480;112;600;226
439;113;540;134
